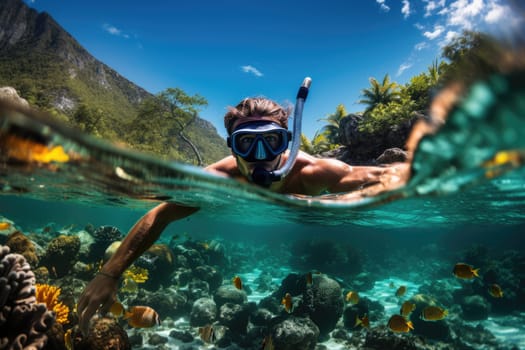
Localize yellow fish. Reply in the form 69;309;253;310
199;324;216;343
453;263;479;279
262;334;275;350
3;135;70;163
64;328;73;350
232;275;242;290
355;314;370;328
400;301;416;317
387;314;414;333
395;285;407;297
0;222;11;230
110;301;125;317
421;305;448;321
488;284;504;298
345;291;359;304
281;292;293;313
120;277;139;294
123;306;161;328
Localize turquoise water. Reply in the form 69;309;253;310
1;72;525;349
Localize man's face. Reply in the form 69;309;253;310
229;118;290;180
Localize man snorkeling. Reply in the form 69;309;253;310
77;87;410;334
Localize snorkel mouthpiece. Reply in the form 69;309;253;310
251;77;312;187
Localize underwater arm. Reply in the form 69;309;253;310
77;202;199;334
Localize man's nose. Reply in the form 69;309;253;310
255;140;267;160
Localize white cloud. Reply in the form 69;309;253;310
397;62;413;76
376;0;390;12
401;0;411;18
446;0;484;30
241;65;263;77
414;41;429;50
424;0;446;17
423;25;445;39
484;1;505;23
102;23;130;39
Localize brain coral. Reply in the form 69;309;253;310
0;245;55;349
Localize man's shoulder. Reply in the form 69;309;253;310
206;156;239;176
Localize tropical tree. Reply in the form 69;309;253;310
317;104;347;146
300;131;332;155
127;88;208;164
358;74;401;115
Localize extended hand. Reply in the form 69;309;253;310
77;273;119;335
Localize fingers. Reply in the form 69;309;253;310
100;297;115;316
79;302;98;336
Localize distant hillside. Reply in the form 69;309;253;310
0;0;229;164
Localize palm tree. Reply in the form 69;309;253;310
427;59;441;85
318;104;347;145
358;74;400;114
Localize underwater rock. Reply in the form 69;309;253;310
40;235;80;277
270;315;319;350
168;329;194;343
130;287;188;320
461;294;490;320
190;297;217;327
86;225;123;262
147;333;168;346
0;245;55;350
305;273;344;337
187;279;210;301
194;265;223;292
218;302;251;334
135;243;175;290
5;230;39;267
214;285;247;309
363;326;430;350
73;317;130;350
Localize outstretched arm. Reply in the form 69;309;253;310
299;156;409;195
77;202;198;334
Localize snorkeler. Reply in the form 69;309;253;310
77;80;411;334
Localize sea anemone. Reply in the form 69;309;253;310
35;284;70;324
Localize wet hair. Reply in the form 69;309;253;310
224;97;291;135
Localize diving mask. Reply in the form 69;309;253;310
227;121;291;162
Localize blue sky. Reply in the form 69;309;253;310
25;0;521;139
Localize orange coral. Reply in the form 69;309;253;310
35;284;70;324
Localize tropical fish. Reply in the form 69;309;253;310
64;328;73;350
0;222;11;230
281;292;293;313
395;285;407;297
120;277;139;294
400;301;416;317
453;263;479;279
3;135;70;163
123;306;161;328
387;314;414;333
306;271;313;286
110;301;125;317
421;305;448;321
199;324;216;343
345;291;359;304
232;275;242;290
488;284;504;298
355;314;370;328
262;334;275;350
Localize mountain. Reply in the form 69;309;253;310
0;0;229;164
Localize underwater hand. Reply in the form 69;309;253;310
77;272;119;335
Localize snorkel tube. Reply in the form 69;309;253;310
251;77;312;186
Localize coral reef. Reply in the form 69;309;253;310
72;317;130;350
40;235;80;277
0;245;55;349
35;284;70;325
5;230;39;267
86;226;123;262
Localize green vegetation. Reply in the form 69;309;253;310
301;30;500;154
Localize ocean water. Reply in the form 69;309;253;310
1;71;525;349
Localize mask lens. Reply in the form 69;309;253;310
230;123;290;161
